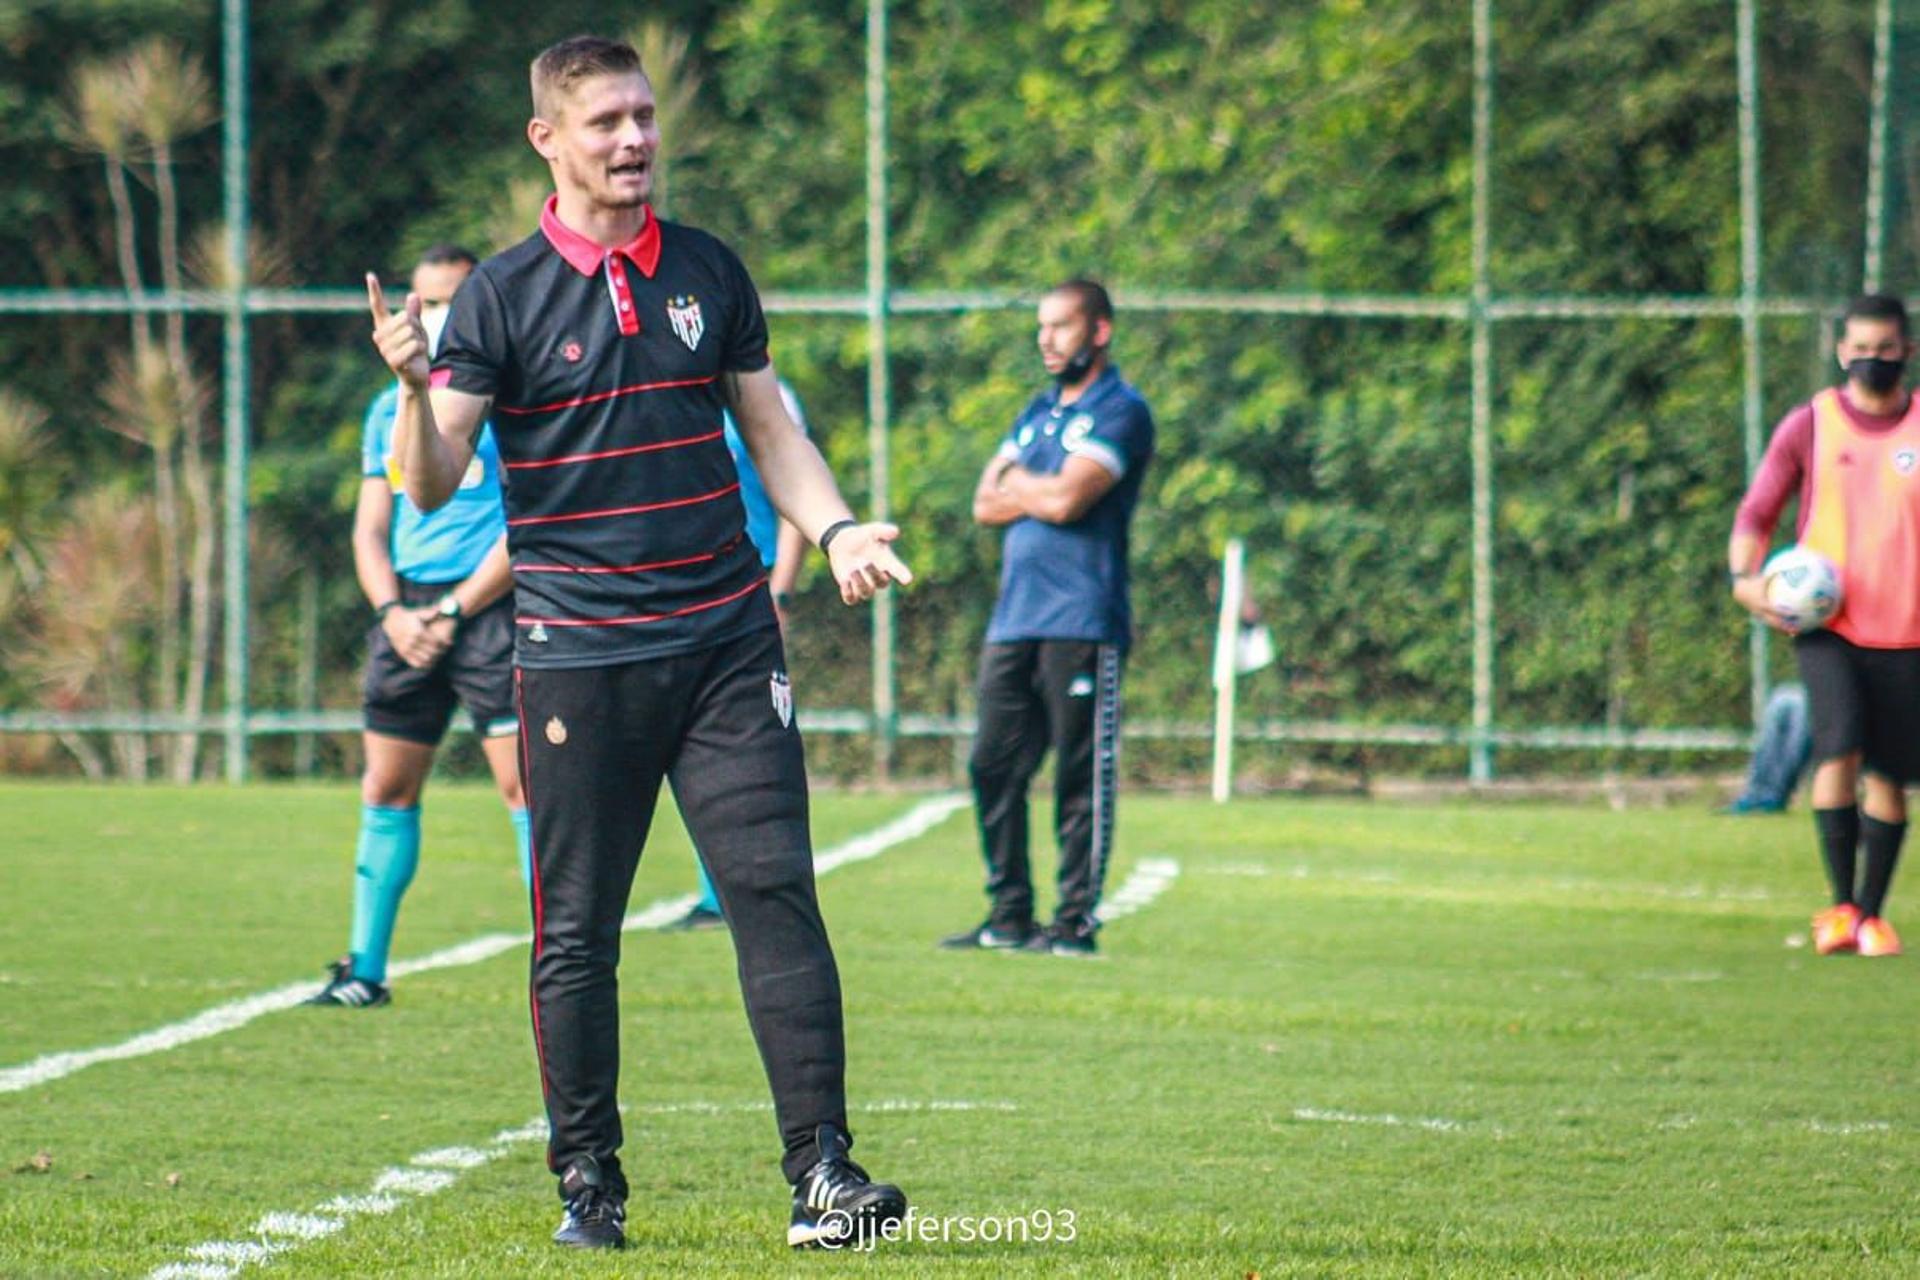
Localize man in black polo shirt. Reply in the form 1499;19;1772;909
367;35;911;1252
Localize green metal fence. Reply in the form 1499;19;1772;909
0;0;1901;781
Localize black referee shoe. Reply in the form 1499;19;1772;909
302;956;390;1008
553;1157;626;1250
788;1125;907;1249
938;919;1036;950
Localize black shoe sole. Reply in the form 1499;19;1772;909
552;1231;626;1249
789;1188;909;1249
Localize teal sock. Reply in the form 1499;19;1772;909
349;804;421;984
695;859;721;914
510;806;532;888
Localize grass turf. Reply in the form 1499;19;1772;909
2;784;1918;1276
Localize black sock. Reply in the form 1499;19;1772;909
1858;815;1907;919
1814;806;1861;907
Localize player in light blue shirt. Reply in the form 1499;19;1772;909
306;246;530;1009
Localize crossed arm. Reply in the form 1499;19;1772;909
973;452;1119;527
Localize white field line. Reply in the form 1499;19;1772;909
146;1097;1016;1280
2;794;968;1095
1095;856;1180;923
1291;1106;1467;1133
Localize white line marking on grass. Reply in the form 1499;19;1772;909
1809;1120;1891;1135
147;1116;548;1280
3;794;968;1095
316;1193;401;1216
186;1242;286;1265
372;1168;456;1196
1630;969;1726;984
409;1146;491;1170
253;1213;343;1241
1292;1106;1467;1133
1096;857;1181;923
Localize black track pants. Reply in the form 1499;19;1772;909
516;626;847;1193
966;639;1122;932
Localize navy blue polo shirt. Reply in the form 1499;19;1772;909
433;198;776;669
986;366;1155;648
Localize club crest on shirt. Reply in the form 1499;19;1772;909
1897;448;1918;476
1063;414;1096;450
545;716;567;746
666;295;705;352
770;670;794;728
561;340;584;363
1016;423;1036;448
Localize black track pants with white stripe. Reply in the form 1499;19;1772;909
516;625;848;1195
967;639;1122;932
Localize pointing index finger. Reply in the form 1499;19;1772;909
366;272;388;326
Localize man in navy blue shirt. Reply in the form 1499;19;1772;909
943;279;1155;957
367;35;911;1253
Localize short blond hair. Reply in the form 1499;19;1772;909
530;35;643;119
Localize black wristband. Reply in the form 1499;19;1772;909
818;519;859;556
374;599;400;619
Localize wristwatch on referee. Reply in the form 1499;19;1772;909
432;593;464;627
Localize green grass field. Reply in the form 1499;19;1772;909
4;782;1920;1277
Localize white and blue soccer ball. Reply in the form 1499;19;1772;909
1763;546;1842;631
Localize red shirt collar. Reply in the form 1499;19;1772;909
539;195;661;279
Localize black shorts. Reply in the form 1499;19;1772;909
363;579;517;746
1795;630;1920;783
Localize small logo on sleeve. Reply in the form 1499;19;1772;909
561;340;584;363
666;295;705;352
527;622;550;644
1062;414;1095;450
770;670;794;728
1896;448;1917;475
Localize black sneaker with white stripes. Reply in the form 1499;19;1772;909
788;1124;907;1248
301;956;390;1008
553;1157;626;1249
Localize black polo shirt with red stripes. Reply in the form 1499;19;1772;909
432;197;777;669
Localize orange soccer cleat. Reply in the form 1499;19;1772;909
1856;915;1903;958
1812;903;1862;955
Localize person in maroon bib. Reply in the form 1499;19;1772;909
366;34;911;1252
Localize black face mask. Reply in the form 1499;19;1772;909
1055;340;1102;385
1847;356;1907;395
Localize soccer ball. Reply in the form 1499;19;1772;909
1763;546;1842;631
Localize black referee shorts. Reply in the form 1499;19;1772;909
362;579;517;746
1795;629;1920;783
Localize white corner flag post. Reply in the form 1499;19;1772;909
1211;538;1247;804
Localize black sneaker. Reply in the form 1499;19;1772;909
788;1124;907;1249
1022;922;1099;956
938;919;1036;950
553;1157;626;1249
664;904;728;932
301;956;390;1008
